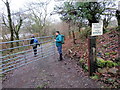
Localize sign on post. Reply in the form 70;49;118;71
88;21;103;76
91;22;103;36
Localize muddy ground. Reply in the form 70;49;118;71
2;53;102;88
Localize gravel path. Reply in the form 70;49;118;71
2;53;101;88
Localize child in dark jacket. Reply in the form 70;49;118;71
30;36;40;57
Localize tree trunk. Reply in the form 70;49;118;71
68;22;71;38
116;10;120;31
78;26;81;33
72;30;76;44
15;32;19;46
78;26;81;38
14;17;22;46
6;1;14;49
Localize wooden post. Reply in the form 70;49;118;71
88;36;97;76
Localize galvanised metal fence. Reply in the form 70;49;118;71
0;36;56;75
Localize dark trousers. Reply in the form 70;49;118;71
57;46;63;60
33;45;37;55
57;46;62;54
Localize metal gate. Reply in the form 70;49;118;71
0;36;56;75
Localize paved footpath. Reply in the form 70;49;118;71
3;53;102;88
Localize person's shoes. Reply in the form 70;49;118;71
60;54;63;60
58;54;63;61
58;58;62;61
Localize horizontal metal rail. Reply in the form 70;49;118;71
0;40;53;52
1;46;54;67
0;41;54;59
1;53;54;74
1;50;55;74
1;45;54;67
1;51;55;74
0;35;54;44
0;35;56;75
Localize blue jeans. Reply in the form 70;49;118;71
57;46;62;54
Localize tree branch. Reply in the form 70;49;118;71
2;15;9;28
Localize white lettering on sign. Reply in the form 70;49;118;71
91;22;103;36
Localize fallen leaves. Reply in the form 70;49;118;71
63;29;120;88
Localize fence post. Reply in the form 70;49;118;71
88;36;97;76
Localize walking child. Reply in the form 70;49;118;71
30;35;40;57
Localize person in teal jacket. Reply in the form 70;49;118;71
55;31;63;61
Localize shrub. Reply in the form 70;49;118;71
102;44;109;48
105;60;118;68
79;58;85;64
105;52;110;56
79;59;88;71
97;58;106;68
91;74;99;80
97;58;118;68
110;52;117;55
104;52;117;56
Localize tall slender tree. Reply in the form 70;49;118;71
2;0;14;48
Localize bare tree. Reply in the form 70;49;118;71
25;0;51;36
2;0;24;47
2;0;14;48
13;15;23;46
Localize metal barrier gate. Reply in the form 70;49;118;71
0;36;56;75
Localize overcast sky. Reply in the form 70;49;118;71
0;0;56;11
0;0;120;22
0;0;62;22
